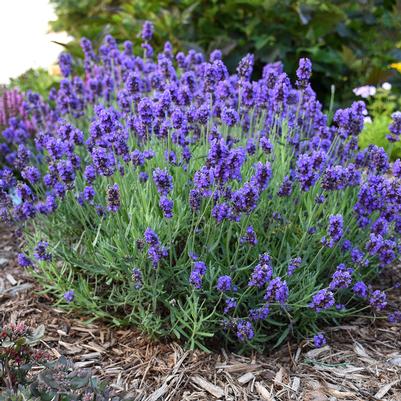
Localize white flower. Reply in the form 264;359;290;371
382;82;392;91
353;85;376;98
364;116;372;124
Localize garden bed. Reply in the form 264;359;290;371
1;223;401;400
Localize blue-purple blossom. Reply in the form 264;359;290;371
353;281;368;298
387;111;401;142
147;245;168;268
313;333;326;348
34;241;52;261
221;107;239;127
224;298;237;314
369;290;387;311
309;289;335;312
189;261;207;289
240;226;257;246
132;268;143;289
107;184;120;212
248;253;273;287
159;196;174;218
17;253;32;267
264;277;289;304
296;58;312;89
236;320;254;342
141;21;154;42
144;227;159;246
287;257;301;276
329;264;353;290
388;311;401;323
249;304;270;321
216;275;232;292
64;290;75;303
251;161;272;192
323;214;343;248
21;166;41;183
153;168;173;196
83;186;95;203
393;159;401;178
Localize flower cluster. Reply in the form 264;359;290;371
2;21;401;349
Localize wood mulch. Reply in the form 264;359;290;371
1;223;401;401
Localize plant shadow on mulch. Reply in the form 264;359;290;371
1;224;401;401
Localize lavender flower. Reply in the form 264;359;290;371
236;320;254;342
153;168;173;196
17;253;32;267
159;196;174;218
264;277;289;304
251;161;272;192
34;241;52;261
296;58;312;89
393;159;401;178
309;289;335;312
216;275;232;292
353;281;368;298
249;304;270;321
369;290;387;311
388;111;401;142
329;264;353;290
107;184;120;212
313;333;326;348
144;227;159;246
240;226;257;246
221;107;239;127
224;298;237;314
132;268;143;289
323;214;343;248
248;253;273;288
189;261;207;289
388;311;401;323
139;171;149;183
64;290;75;303
287;257;301;276
141;21;154;42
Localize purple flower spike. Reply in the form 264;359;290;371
236;320;254;342
107;184;120;212
64;290;75;303
309;289;335;312
313;332;326;348
34;241;52;261
296;58;312;89
216;275;232;292
153;168;173;196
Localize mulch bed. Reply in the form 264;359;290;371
1;223;401;401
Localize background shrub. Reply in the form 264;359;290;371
48;0;401;103
8;68;60;99
357;84;401;160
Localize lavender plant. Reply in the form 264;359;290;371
1;22;401;350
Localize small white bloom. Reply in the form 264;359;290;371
353;85;376;98
382;82;392;91
362;109;368;116
364;116;372;124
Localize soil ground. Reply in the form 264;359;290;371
1;223;401;401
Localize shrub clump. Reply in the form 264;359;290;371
1;22;401;350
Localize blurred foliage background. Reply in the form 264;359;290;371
8;68;60;97
45;0;401;104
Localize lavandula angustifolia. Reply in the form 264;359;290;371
4;21;401;350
